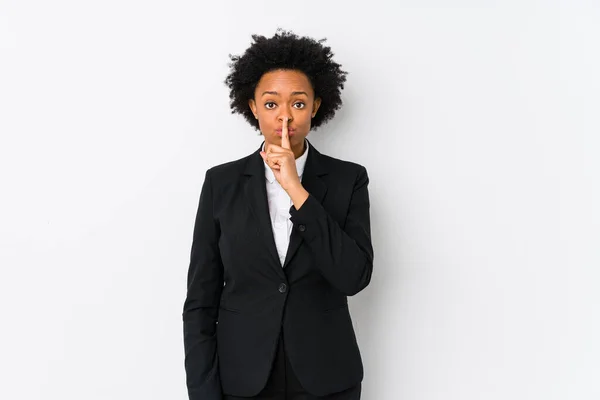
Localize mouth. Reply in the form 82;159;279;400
275;129;296;137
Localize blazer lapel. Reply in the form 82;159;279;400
243;146;284;279
243;139;328;276
283;142;328;268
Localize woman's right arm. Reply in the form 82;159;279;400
182;169;224;400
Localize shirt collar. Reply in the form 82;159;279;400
262;139;309;184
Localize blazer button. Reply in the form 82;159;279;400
298;224;306;232
278;283;287;293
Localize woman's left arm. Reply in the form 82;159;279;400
289;165;374;296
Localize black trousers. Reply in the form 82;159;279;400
223;332;361;400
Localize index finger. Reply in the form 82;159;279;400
281;117;291;150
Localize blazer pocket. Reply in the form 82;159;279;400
219;305;242;314
322;304;349;314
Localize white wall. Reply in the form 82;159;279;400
1;1;598;399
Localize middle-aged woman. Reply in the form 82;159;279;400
183;29;374;400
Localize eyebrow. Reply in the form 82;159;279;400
261;91;309;97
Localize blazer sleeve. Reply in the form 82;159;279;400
182;169;224;400
289;165;374;296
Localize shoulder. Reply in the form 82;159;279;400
204;153;252;181
318;152;369;184
321;152;367;172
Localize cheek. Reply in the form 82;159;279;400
257;116;269;127
297;110;313;126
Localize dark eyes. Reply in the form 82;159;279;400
264;102;305;110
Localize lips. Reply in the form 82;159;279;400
275;129;296;136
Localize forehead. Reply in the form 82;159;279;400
255;69;314;95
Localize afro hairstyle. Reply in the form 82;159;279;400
224;29;348;132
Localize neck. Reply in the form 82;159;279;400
265;138;305;159
292;139;306;159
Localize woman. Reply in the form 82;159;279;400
183;29;374;400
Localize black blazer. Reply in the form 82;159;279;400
183;139;374;399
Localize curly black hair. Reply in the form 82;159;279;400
224;29;348;132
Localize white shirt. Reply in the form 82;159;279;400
261;139;309;266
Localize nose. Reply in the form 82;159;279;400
277;110;293;123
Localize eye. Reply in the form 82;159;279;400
264;102;276;109
293;102;305;109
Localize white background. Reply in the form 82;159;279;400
1;1;599;399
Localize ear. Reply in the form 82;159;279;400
248;99;258;119
312;97;322;118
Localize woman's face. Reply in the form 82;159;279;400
249;69;321;157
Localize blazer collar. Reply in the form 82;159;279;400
243;138;328;275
